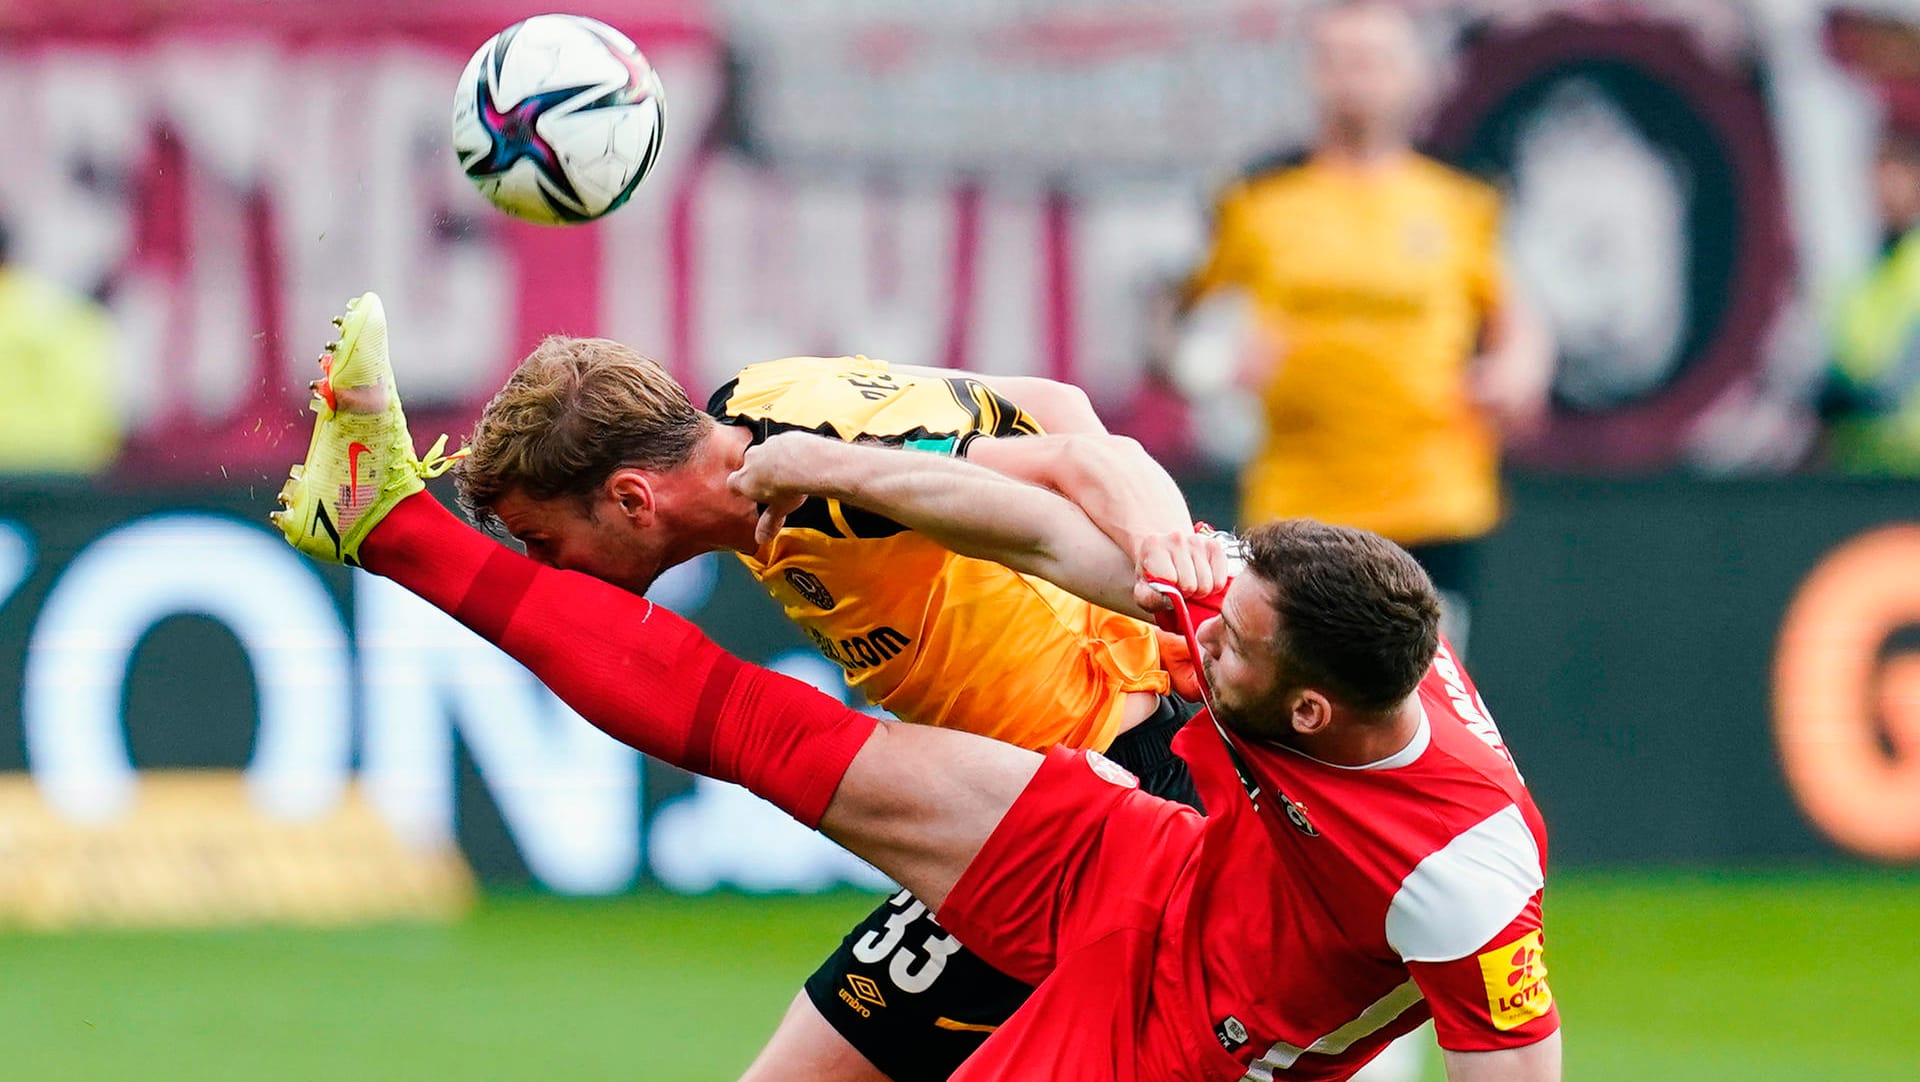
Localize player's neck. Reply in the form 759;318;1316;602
1283;696;1423;767
1313;129;1412;173
675;425;761;553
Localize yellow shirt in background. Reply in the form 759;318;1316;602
0;268;119;474
710;356;1167;753
1191;154;1505;545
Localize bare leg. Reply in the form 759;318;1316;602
739;994;891;1082
823;722;1040;912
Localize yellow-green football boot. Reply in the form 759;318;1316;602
271;292;462;566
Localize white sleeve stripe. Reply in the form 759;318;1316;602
1385;804;1543;963
1239;979;1426;1079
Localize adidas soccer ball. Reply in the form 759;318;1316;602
451;14;667;225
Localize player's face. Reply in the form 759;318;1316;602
1310;7;1426;140
492;489;669;596
1196;575;1287;731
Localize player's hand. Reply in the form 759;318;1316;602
728;433;832;546
1157;629;1206;701
1131;528;1230;614
1472;358;1550;442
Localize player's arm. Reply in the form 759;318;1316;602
884;367;1197;562
1466;185;1555;439
964;433;1196;567
727;431;1224;619
889;366;1108;435
1472;282;1554;439
1442;1032;1562;1082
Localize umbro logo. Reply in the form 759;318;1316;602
836;974;886;1019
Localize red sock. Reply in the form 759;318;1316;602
359;492;877;828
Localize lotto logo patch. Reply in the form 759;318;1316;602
1084;751;1139;789
1477;930;1553;1030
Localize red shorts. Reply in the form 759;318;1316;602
935;746;1212;1082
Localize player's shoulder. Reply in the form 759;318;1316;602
1405;152;1503;211
1382;720;1545;967
1209;146;1314;211
706;355;888;419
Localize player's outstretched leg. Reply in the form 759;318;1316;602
272;292;880;828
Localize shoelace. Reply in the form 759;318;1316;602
415;434;469;479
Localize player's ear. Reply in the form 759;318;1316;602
1290;690;1333;736
605;468;657;525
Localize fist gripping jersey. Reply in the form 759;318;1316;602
708;356;1168;752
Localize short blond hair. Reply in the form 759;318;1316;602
455;336;709;532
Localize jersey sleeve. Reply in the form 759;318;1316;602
1461;180;1507;318
1405;896;1559;1052
1184;183;1263;304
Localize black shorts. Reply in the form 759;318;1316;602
800;696;1202;1082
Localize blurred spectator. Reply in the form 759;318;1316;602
1821;129;1920;474
0;218;120;475
1177;0;1552;652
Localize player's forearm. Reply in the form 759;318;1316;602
806;441;1148;618
1478;293;1555;397
968;434;1194;563
1441;1032;1562;1082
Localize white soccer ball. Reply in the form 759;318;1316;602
451;14;666;225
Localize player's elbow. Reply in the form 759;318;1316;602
998;377;1104;435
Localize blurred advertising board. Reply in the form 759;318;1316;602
0;0;1899;479
3;473;1917;930
1467;475;1920;867
0;480;887;928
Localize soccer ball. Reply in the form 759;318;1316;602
451;14;667;225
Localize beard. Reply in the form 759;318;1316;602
1202;660;1293;743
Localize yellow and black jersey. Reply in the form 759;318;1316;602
1189;152;1507;545
708;355;1167;753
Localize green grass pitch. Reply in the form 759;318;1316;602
5;870;1917;1080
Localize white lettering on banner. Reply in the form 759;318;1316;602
0;521;30;609
21;515;353;822
648;651;894;893
0;35;1202;472
356;573;641;895
0;511;883;895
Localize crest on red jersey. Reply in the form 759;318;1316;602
1280;792;1319;837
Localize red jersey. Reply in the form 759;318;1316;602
1172;638;1557;1078
939;640;1557;1082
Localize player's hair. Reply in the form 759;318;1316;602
1240;519;1441;715
455;335;709;532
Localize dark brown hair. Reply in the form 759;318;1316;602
1241;519;1441;714
456;336;708;531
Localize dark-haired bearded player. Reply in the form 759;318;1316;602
274;295;1560;1081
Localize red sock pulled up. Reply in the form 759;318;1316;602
359;493;876;828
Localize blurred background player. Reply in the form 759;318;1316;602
1177;0;1554;655
452;336;1204;1082
0;217;121;475
1821;126;1920;474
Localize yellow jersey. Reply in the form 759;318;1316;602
1189;153;1507;544
709;356;1167;752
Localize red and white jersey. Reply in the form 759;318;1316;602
1170;640;1557;1080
